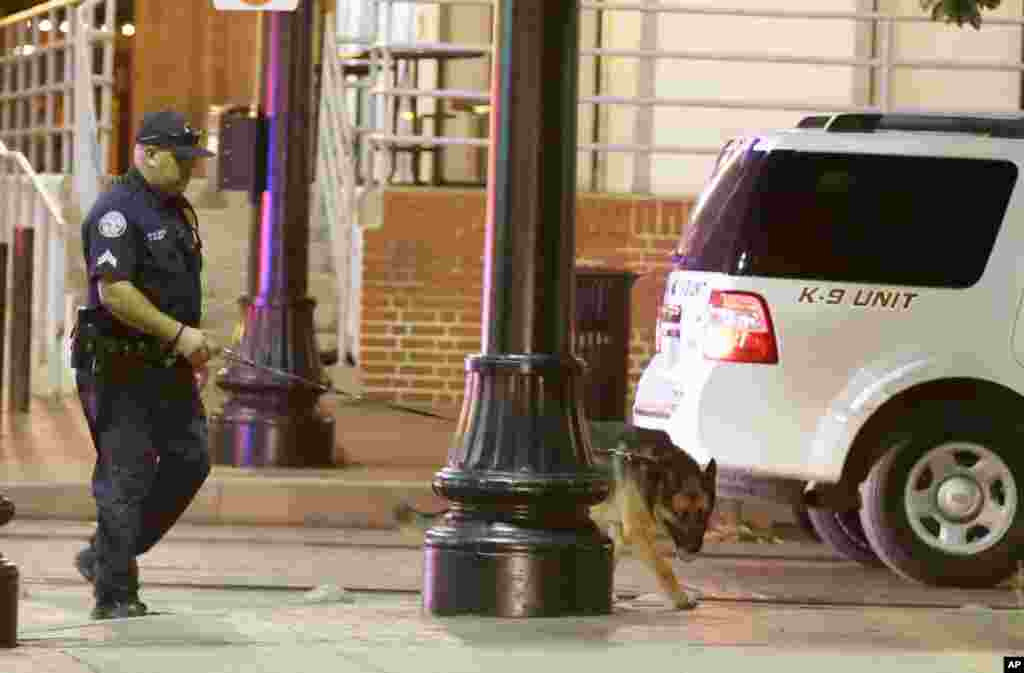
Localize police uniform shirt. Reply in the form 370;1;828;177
81;169;203;338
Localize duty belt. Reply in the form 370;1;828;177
78;333;178;368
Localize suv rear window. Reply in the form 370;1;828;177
675;141;1019;288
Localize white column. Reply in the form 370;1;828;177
631;0;659;195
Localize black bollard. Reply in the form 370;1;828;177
0;496;18;647
0;242;7;403
9;228;32;414
422;0;613;617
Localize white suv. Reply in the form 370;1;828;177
632;113;1024;588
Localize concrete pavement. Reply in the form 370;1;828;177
6;590;1019;673
4;393;1020;671
0;520;1020;673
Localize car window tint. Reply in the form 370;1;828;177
677;146;1018;289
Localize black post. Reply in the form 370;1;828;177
209;4;335;467
9;229;32;414
422;0;613;617
0;242;7;404
0;496;18;647
0;243;15;643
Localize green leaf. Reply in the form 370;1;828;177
923;0;1001;28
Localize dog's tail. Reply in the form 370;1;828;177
393;502;448;539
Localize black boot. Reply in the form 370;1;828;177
90;597;149;620
87;541;147;620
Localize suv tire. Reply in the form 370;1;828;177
859;402;1024;588
806;506;883;567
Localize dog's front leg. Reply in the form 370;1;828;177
634;537;698;610
607;522;628;603
608;522;626;569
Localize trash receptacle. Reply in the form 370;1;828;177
217;105;261;192
574;268;639;422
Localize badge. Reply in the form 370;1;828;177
98;211;128;238
97;250;118;268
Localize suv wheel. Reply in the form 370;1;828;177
806;506;883;566
859;403;1024;588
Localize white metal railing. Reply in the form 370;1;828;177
332;0;1024;188
0;141;74;401
0;0;114;402
72;0;113;216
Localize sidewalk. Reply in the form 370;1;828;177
0;395;797;533
2;519;838;593
1;520;1020;673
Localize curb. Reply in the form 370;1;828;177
1;477;798;534
0;475;442;530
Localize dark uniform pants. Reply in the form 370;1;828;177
76;357;211;602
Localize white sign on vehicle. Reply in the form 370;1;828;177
212;0;299;10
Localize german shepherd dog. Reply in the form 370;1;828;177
395;421;717;610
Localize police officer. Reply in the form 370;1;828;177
73;109;218;620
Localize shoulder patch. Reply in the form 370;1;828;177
98;211;128;238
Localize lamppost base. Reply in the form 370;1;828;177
422;353;614;617
208;295;336;468
423;511;612;617
209;396;336;467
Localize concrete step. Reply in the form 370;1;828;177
2;464;445;530
0;396;797;533
1;470;797;536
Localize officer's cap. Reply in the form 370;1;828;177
136;110;215;160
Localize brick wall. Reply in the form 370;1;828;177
361;188;693;416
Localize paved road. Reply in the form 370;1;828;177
0;521;1020;673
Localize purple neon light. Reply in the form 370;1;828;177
259;191;273;296
480;62;503;351
257;15;281;298
240;14;281;465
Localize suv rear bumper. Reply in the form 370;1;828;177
632;353;844;483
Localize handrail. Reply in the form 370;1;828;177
0;0;78;29
0;142;67;229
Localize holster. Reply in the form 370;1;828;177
69;307;99;371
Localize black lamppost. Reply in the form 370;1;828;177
209;3;335;467
422;0;613;617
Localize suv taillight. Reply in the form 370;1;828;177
703;290;778;364
655;304;682;353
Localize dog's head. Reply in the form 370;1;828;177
648;454;717;561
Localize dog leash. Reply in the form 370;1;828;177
220;347;455;421
592;447;661;464
220;348;672;434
